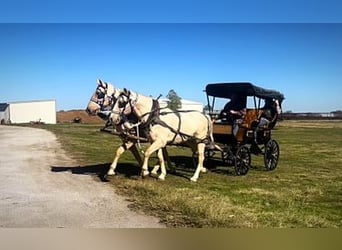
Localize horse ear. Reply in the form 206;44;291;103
97;79;108;88
123;88;130;96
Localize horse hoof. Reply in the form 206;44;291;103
142;170;150;177
158;175;166;181
107;170;116;176
201;168;207;173
101;174;110;182
190;177;198;182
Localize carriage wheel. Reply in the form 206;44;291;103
234;145;251;176
264;139;279;171
222;146;234;166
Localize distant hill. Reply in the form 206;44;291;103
57;110;104;124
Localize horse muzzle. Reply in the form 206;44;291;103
86;107;98;116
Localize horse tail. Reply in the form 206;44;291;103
205;114;223;151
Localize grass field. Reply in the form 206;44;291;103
40;120;342;227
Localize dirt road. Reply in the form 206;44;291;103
0;125;164;228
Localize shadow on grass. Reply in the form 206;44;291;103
51;163;142;182
168;155;238;178
50;154;264;183
196;155;267;175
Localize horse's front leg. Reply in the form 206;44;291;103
141;140;165;177
107;140;135;176
151;147;173;175
150;148;162;176
150;148;167;180
190;143;206;182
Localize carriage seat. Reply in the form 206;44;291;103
242;109;263;129
248;109;279;130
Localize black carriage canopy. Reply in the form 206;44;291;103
205;82;285;102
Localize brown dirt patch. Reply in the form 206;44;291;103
57;110;103;124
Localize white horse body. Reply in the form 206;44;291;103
112;90;212;182
144;110;210;157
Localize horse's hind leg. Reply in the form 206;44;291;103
163;147;174;172
190;143;206;182
190;142;207;173
107;140;134;176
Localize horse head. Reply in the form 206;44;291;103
86;79;118;116
110;88;135;125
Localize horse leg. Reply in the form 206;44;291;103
162;147;174;172
107;140;135;176
189;142;206;173
151;149;161;175
141;140;165;177
151;148;169;179
156;148;167;180
190;143;206;182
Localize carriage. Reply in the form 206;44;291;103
204;82;285;175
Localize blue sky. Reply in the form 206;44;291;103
0;23;341;112
0;1;341;112
1;0;342;23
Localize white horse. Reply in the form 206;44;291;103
111;88;213;182
86;79;168;179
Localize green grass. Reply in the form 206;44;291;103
38;120;342;227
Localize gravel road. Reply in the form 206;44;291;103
0;125;164;228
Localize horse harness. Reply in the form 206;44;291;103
121;93;210;145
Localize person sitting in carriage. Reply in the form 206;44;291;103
250;98;282;154
219;94;246;137
256;98;282;130
219;94;246;123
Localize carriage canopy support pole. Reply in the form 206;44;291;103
206;93;213;113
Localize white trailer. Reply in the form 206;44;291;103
9;100;57;124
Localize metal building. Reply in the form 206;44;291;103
8;100;57;124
